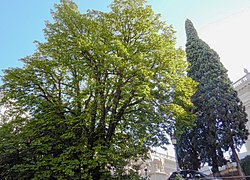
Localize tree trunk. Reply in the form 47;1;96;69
211;147;220;177
211;157;220;177
211;165;220;177
231;145;245;180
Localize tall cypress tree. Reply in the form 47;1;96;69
177;127;201;170
184;19;249;176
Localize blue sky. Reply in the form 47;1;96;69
1;0;250;83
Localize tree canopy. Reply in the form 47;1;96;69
0;0;196;179
179;19;249;175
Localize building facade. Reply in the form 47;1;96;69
126;151;177;180
233;71;250;151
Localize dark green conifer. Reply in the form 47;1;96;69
182;19;248;176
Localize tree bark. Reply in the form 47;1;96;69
231;145;245;180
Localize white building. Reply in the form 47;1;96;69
233;70;250;152
147;151;176;180
126;150;177;180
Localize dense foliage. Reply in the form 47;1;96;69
178;19;249;175
0;0;196;179
177;127;201;170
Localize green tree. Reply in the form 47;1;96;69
183;19;248;176
177;127;201;170
0;0;196;179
